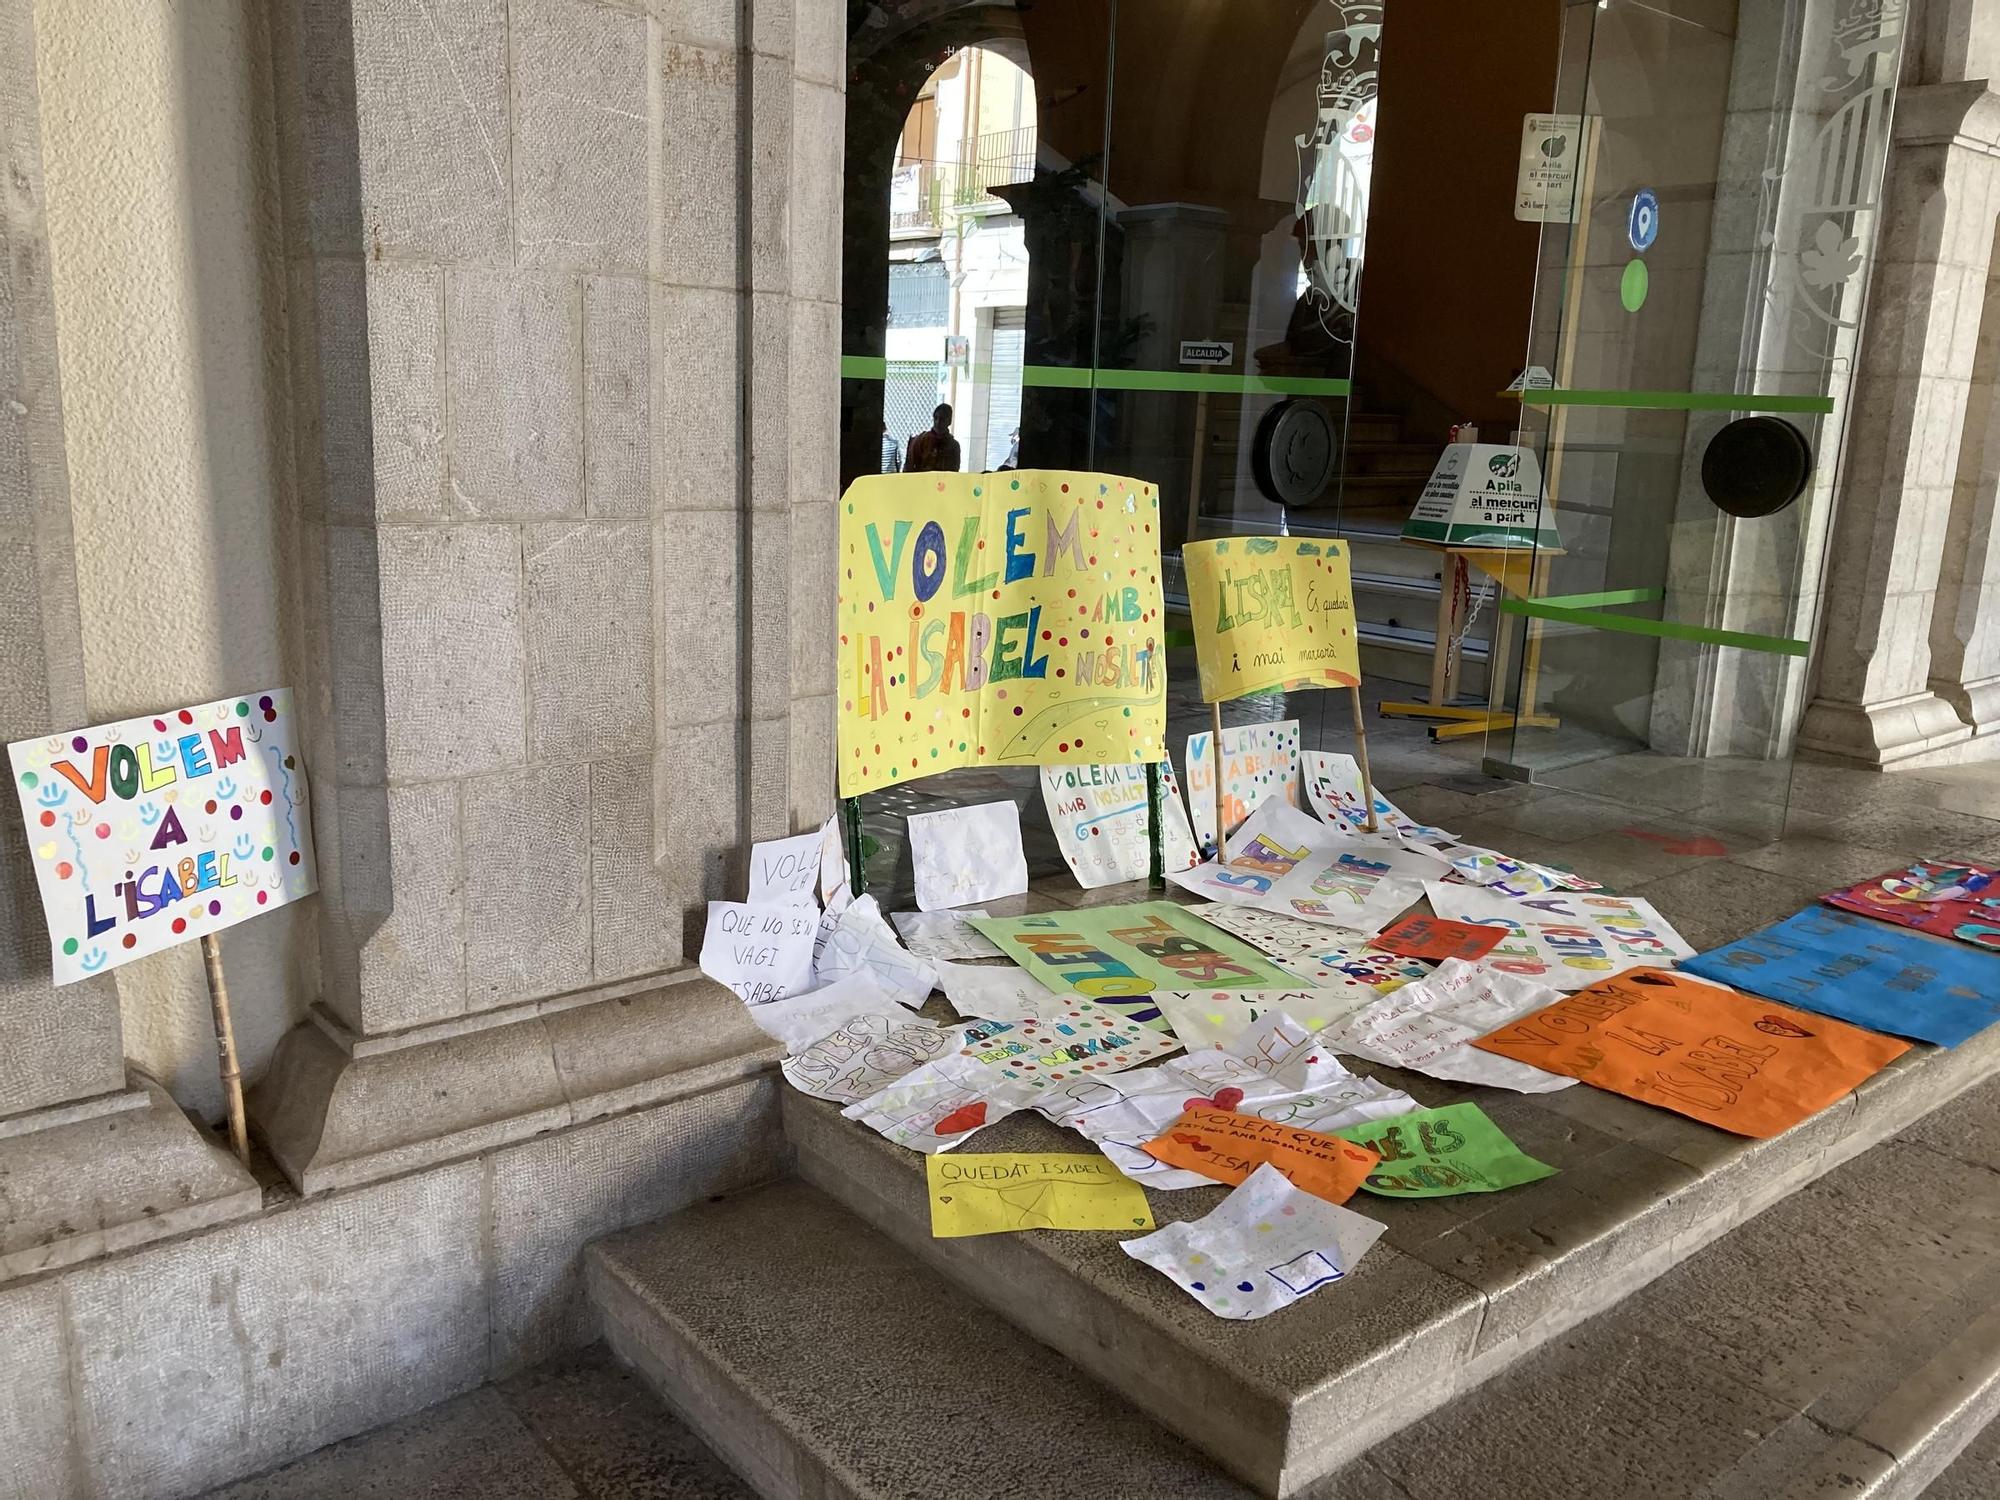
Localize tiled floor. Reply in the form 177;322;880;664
206;1346;752;1500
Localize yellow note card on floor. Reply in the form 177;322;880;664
927;1153;1155;1238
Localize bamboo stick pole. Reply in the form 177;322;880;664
199;933;250;1167
1211;701;1228;861
1349;685;1379;833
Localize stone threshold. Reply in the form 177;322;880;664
782;1016;2000;1497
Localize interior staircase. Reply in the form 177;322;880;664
583;972;2000;1500
1181;394;1492;698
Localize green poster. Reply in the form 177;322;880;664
1333;1102;1556;1197
968;901;1302;1027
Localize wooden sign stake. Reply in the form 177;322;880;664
1210;701;1228;860
199;933;251;1167
1349;685;1379;833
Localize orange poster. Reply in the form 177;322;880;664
1470;968;1910;1138
1142;1107;1380;1204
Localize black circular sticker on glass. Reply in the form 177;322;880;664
1252;399;1337;508
1702;416;1814;518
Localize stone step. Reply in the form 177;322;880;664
586;1178;1254;1500
783;1022;2000;1497
1326;1075;2000;1500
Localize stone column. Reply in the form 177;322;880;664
252;0;842;1193
1926;96;2000;742
0;0;257;1283
1797;78;2000;766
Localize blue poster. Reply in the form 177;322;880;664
1681;906;2000;1048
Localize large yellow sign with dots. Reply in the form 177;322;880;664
836;471;1167;797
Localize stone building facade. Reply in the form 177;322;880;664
2;1;837;1494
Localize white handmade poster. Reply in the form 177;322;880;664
1122;1164;1387;1319
739;971;920;1051
1301;750;1455;848
1318;958;1574;1092
891;908;1004;960
813;895;937;1006
780;1006;960;1103
1438;843;1599;898
1039;760;1200;888
1169;800;1438;935
699;901;820;1004
7;689;319;984
747;827;826;905
1424;883;1694;990
1037;1015;1415;1190
908;800;1030;911
843;1056;1037;1154
1183;901;1366;957
933;959;1059;1023
1152;977;1407;1053
1271;940;1432;994
1182;719;1302;850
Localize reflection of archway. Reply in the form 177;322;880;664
840;5;1112;486
879;45;1037;475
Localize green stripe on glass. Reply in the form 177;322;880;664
841;357;1351;398
1531;587;1666;609
1164;628;1196;649
1500;598;1809;656
1512;388;1834;415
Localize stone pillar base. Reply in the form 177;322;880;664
1935;675;2000;739
249;970;779;1195
0;1074;261;1286
1795;690;1974;767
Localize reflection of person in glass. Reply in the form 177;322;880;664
880;423;901;475
998;426;1020;471
903;403;962;472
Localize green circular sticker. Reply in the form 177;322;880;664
1620;258;1649;312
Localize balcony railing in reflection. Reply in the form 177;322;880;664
890;126;1038;232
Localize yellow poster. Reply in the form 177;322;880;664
1181;537;1360;703
926;1152;1155;1237
837;471;1167;796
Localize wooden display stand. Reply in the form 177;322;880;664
1380;542;1563;742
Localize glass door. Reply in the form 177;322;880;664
1484;0;1906;846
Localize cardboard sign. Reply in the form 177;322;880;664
927;1153;1154;1237
836;471;1167;796
1822;861;2000;951
970;901;1302;1006
1472;967;1911;1138
1039;759;1199;888
1515;112;1586;223
1183;719;1302;849
1333;1103;1557;1197
1120;1164;1386;1320
1373;915;1504;963
1143;1106;1380;1205
1679;906;2000;1048
1180;537;1359;702
1425;883;1694;990
7;689;318;984
1403;443;1560;550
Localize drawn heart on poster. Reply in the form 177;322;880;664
1184;1087;1245;1112
934;1101;988;1135
1171;1133;1213;1153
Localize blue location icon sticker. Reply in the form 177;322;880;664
1628;188;1660;253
